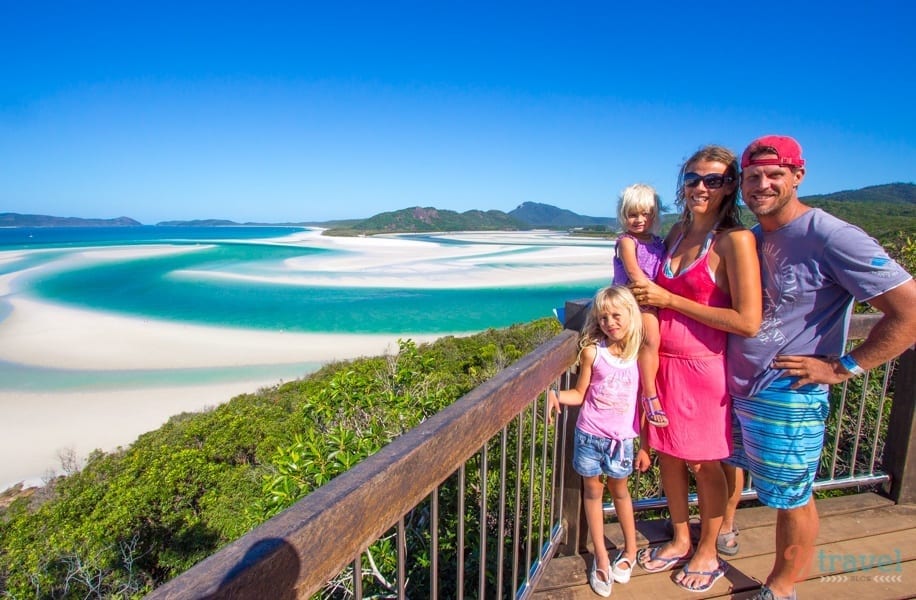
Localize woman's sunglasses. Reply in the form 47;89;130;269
683;172;735;189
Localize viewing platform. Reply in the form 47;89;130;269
146;304;916;599
535;492;915;598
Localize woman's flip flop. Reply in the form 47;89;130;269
675;558;729;593
637;546;689;573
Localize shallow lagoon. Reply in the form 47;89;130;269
0;227;611;486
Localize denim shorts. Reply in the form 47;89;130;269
572;428;634;479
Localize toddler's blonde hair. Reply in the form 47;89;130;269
617;183;661;235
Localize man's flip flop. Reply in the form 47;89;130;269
636;546;689;573
675;558;728;593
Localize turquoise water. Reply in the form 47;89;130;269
4;227;604;334
0;225;304;248
0;228;610;486
0;227;606;392
0;359;322;393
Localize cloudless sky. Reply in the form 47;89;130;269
2;1;914;224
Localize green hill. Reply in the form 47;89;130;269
319;203;619;236
801;182;916;205
8;182;913;237
798;183;916;241
155;219;241;227
508;201;615;229
323;206;528;235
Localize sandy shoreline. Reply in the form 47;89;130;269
0;296;443;489
0;230;610;489
0;296;441;370
0;300;443;489
2;382;283;490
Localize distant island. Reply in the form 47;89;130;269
316;203;616;236
3;183;914;238
0;201;617;232
154;219;243;227
0;214;141;228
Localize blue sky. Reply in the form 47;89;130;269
2;1;914;224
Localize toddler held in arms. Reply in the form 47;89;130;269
612;184;667;427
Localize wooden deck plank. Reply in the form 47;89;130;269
536;493;902;591
533;494;916;599
729;556;914;599
534;528;916;599
728;559;914;599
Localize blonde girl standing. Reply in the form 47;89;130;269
548;285;651;597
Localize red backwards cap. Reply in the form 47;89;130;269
741;135;805;169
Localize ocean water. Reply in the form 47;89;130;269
0;226;611;486
0;225;303;247
2;226;604;333
0;226;608;388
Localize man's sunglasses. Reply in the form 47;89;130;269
683;172;735;189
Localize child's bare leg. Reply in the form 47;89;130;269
607;477;638;566
583;475;611;577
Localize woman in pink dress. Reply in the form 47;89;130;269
630;145;762;593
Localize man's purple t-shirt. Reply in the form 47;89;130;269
728;208;912;399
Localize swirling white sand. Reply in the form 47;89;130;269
0;230;613;488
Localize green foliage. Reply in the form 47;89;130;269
883;232;916;275
0;319;561;598
804;201;916;242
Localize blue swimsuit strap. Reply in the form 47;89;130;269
664;225;718;278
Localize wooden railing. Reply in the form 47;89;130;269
147;317;580;599
146;308;916;598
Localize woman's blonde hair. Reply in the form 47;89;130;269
578;285;643;361
617;183;661;235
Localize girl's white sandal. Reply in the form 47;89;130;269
612;550;634;583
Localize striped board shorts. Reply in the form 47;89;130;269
728;378;829;509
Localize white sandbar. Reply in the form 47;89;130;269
0;296;442;489
0;296;438;370
0;230;613;489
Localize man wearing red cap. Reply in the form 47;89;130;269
726;135;916;600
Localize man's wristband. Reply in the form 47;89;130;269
838;354;866;376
